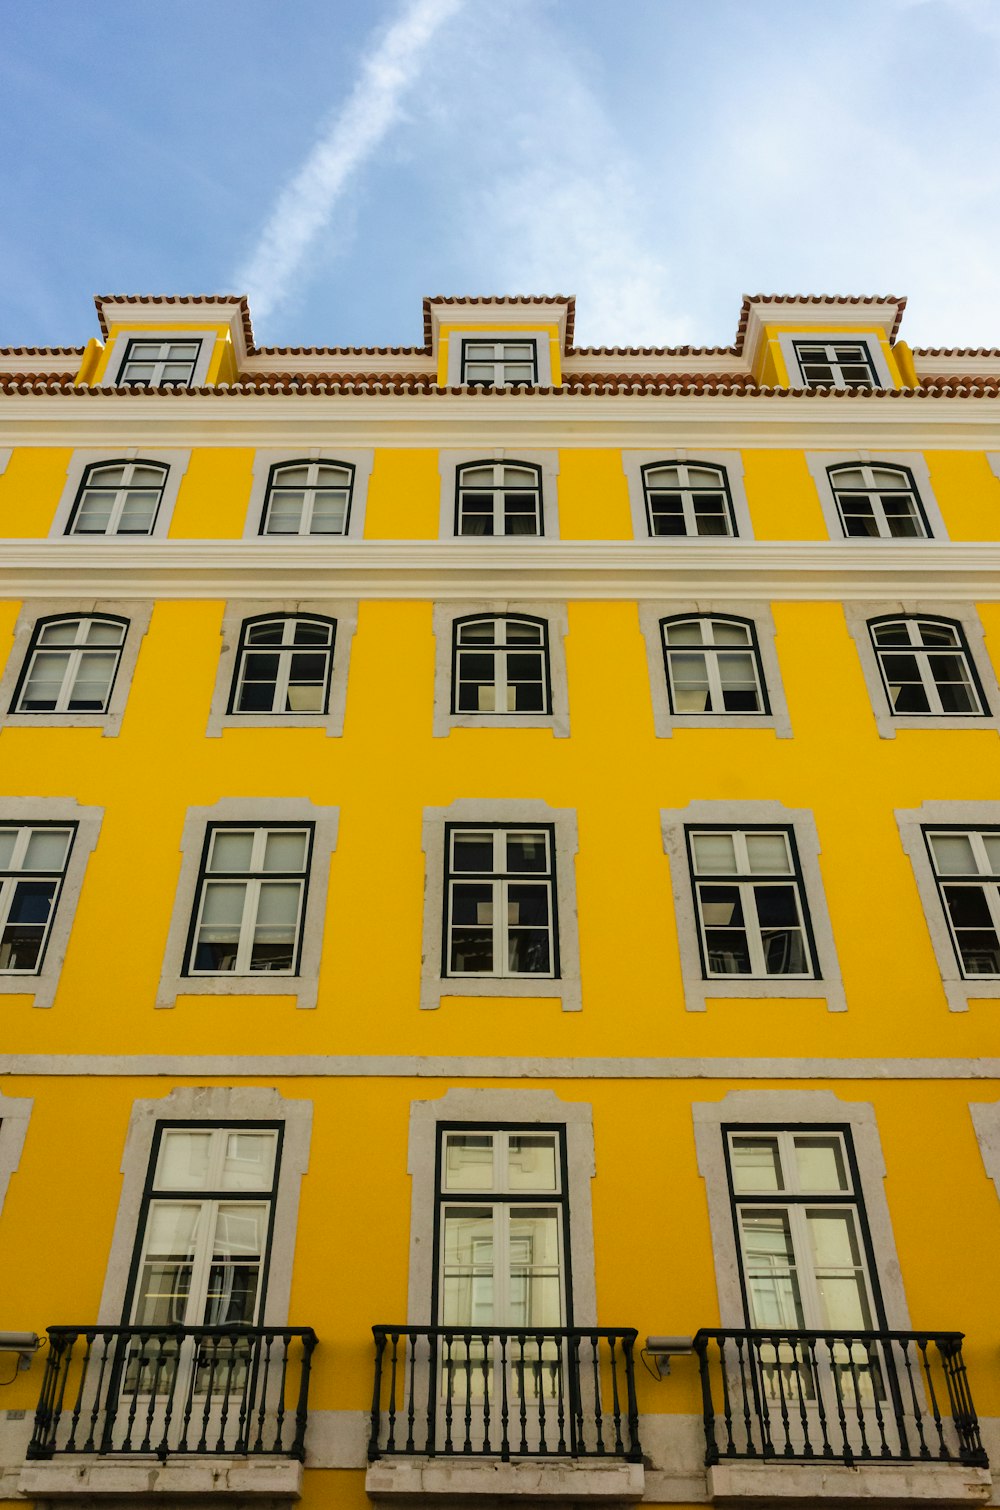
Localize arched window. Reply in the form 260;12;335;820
660;616;768;715
260;460;355;535
452;616;550;715
828;463;929;539
641;461;736;537
228;616;336;715
12;616;128;714
455;462;543;536
868;616;986;716
67;459;168;536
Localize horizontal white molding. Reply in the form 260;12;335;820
2;391;1000;449
2;538;1000;601
0;1053;997;1079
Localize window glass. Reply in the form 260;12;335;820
189;826;311;976
870;618;984;717
643;462;735;538
456;462;542;537
261;462;353;536
70;460;168;536
0;825;75;974
445;826;556;980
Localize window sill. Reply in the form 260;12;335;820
20;1456;303;1500
707;1461;992;1505
365;1456;644;1502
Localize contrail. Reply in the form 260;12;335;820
235;0;465;321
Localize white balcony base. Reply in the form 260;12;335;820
708;1460;992;1505
19;1455;303;1504
365;1454;645;1503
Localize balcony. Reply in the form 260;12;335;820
365;1325;643;1501
693;1327;991;1504
21;1324;317;1501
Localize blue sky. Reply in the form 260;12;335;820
3;0;999;351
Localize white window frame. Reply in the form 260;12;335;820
842;601;999;738
922;828;1000;984
432;602;570;737
896;801;1000;1011
0;601;152;736
641;461;737;538
805;452;947;542
455;460;543;537
687;828;816;982
662;801;845;1012
0;798;102;1008
0;824;77;978
186;825;312;978
460;339;538;388
67;459;167;536
622;451;753;542
156;799;339;1010
229;615;335;717
869;616;985;717
826;462;928;540
12;615;127;715
778;332;894;392
110;332;210;389
438;451;560;540
421;801;580;1011
243;450;373;541
206;601;357;738
260;459;354;537
638;601;791;738
49;450;190;540
444;825;557;983
444;330;553;389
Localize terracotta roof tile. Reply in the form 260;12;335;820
0;346;85;357
421;295;575;346
734;293;907;348
94;294;255;349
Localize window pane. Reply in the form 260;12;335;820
692;833;737;873
506;832;548;872
794;1136;849;1192
452;832;494;872
930;834;977;874
444;1133;494;1191
209;831;255;872
22;828;71;870
222;1132;277;1190
746;834;791;873
155;1131;214;1190
507;1135;558;1191
0;831;16;869
664;620;705;646
730;1137;783;1192
263;830;308;872
982;836;1000;875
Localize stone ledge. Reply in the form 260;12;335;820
18;1456;303;1501
707;1460;993;1505
365;1455;645;1502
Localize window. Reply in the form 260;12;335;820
828;463;929;539
66;460;168;536
662;802;844;1011
157;800;338;1009
661;616;768;716
11;616;127;715
792;340;878;389
455;461;543;537
460;339;538;387
421;801;580;1010
115;338;202;389
687;828;816;979
260;459;354;536
186;825;313;977
228;616;335;716
923;828;1000;978
641;461;737;537
869;616;986;717
445;826;556;981
0;825;75;974
452;615;550;716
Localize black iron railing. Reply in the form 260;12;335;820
368;1325;641;1462
27;1325;317;1462
693;1328;988;1469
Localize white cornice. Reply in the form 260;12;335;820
2;392;999;449
3;539;1000;601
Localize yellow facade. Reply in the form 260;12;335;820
0;291;997;1508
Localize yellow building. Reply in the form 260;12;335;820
0;290;997;1510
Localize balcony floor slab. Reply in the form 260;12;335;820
19;1455;303;1503
365;1455;644;1503
707;1460;993;1506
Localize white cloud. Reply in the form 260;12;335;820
234;0;465;320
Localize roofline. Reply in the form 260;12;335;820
94;294;256;350
734;293;907;349
421;295;576;347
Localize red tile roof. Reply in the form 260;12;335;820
94;294;255;349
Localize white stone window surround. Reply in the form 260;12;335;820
661;800;846;1013
444;330;553;389
637;600;791;738
156;799;339;1010
242;449;374;541
49;449;190;539
987;454;1000;488
841;601;998;739
805;452;947;542
431;602;570;738
693;1090;911;1329
0;600;152;737
438;450;560;540
420;800;581;1012
0;798;103;1008
406;1088;597;1327
970;1101;1000;1204
621;450;753;542
95;1086;312;1326
205;600;357;738
0;1094;32;1216
106;330;213;390
895;800;1000;1012
778;331;895;391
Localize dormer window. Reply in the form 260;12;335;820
792;340;878;390
461;339;537;388
115;338;203;389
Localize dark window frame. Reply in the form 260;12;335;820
10;613;131;716
459;339;538;389
791;339;878;390
225;613;337;718
921;823;1000;979
454;460;544;538
449;613;553;718
659;613;771;718
441;821;560;981
867;613;989;719
66;458;169;537
115;336;203;390
640;459;738;539
258;457;356;537
684;823;821;982
182;821;316;979
0;820;78;976
827;462;931;541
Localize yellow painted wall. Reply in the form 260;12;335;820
167;448;254;538
558;450;632;539
0;449;71;536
